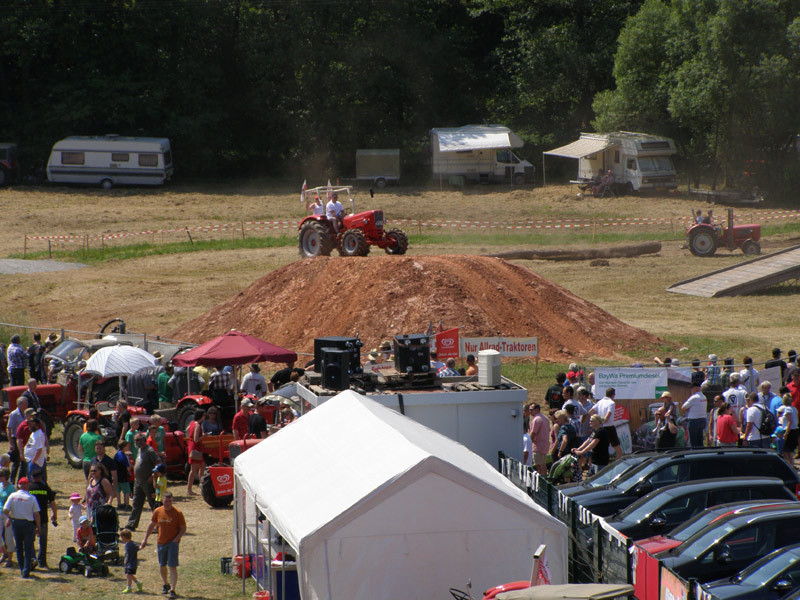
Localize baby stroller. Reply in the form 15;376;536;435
94;504;121;565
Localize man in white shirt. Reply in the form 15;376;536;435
240;364;267;398
24;418;47;478
739;356;760;395
743;392;767;447
589;387;622;459
722;373;747;424
681;383;708;447
325;193;345;232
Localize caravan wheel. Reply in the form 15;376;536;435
101;179;113;190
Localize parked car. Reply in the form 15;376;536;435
640;504;800;583
565;448;800;517
605;477;798;540
560;452;657;495
699;543;800;600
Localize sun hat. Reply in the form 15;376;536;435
367;349;380;361
79;515;89;524
241;399;254;408
70;492;81;500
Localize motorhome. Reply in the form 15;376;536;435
431;124;534;184
47;135;173;189
544;131;678;193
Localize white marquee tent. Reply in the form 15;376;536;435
233;390;567;600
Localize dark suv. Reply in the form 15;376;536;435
565;448;800;517
605;477;798;540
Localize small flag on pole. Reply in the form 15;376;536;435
327;179;333;202
300;179;307;203
530;544;551;586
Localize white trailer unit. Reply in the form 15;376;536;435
47;135;173;189
544;131;677;193
355;148;400;188
431;124;534;184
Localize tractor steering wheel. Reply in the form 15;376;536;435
449;588;471;600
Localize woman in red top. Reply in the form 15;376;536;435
716;402;741;446
186;409;205;496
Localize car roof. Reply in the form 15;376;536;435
643;476;786;497
678;504;800;548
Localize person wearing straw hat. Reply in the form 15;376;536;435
364;349;380;370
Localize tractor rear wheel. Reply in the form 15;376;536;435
384;228;408;255
177;399;199;433
742;239;761;256
298;220;335;258
689;229;717;257
201;468;233;508
63;414;87;468
338;229;370;257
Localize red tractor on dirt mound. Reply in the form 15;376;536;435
686;208;761;257
298;185;408;258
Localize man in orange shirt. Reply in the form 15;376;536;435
140;492;186;599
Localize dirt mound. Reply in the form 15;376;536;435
169;255;659;361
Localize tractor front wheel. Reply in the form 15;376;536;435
338;229;370;257
689;229;717;257
384;228;408;255
63;414;87;469
741;239;761;256
298;220;335;258
59;559;72;574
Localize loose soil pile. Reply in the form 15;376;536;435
170;255;659;361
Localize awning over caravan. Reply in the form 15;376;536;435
434;125;524;152
544;138;617;159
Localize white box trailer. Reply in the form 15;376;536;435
355;148;399;188
544;131;677;193
431;124;534;185
47;135;173;189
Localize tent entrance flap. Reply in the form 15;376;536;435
543;138;616;159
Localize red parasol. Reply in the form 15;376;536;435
171;330;297;367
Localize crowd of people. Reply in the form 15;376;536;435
521;349;800;484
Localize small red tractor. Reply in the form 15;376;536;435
686;208;761;257
298;185;408;258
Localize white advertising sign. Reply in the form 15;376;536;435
460;337;538;357
595;368;668;400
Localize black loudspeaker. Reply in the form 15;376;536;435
393;334;431;374
321;348;351;390
314;337;363;374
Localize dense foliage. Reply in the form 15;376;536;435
1;0;798;193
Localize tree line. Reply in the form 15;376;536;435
1;0;798;196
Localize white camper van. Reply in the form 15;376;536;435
431;125;533;184
544;131;677;193
47;135;173;189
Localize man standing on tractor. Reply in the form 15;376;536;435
6;334;27;387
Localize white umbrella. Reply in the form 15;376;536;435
83;345;159;405
83;345;159;377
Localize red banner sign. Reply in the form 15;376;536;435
209;466;234;496
435;328;460;359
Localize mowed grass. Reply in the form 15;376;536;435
2;425;257;600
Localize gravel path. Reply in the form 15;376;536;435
0;258;88;274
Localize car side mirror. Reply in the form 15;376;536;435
774;580;793;593
633;481;654;496
649;514;667;530
714;545;731;564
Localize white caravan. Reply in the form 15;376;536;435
431;124;534;184
544;131;678;193
47;135;173;189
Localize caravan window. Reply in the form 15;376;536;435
639;156;674;172
614;150;620;163
138;153;158;167
627;159;636;170
112;153;129;162
61;152;85;165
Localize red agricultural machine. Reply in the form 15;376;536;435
686;208;761;257
298;185;408;258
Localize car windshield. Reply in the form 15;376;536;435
615;460;665;492
638;156;674;172
615;489;679;523
46;340;87;364
677;521;739;557
734;550;800;584
581;456;644;488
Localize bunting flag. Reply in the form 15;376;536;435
531;544;551;586
438;319;444;332
326;179;333;202
426;321;434;337
300;179;307;203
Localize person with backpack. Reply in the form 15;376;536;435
742;392;772;448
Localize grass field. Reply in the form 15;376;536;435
1;180;799;596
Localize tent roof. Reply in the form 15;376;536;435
543;137;617;159
234;391;562;552
433;125;524;152
171;330;296;367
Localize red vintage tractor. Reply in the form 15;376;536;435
686;208;761;257
298;185;408;258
